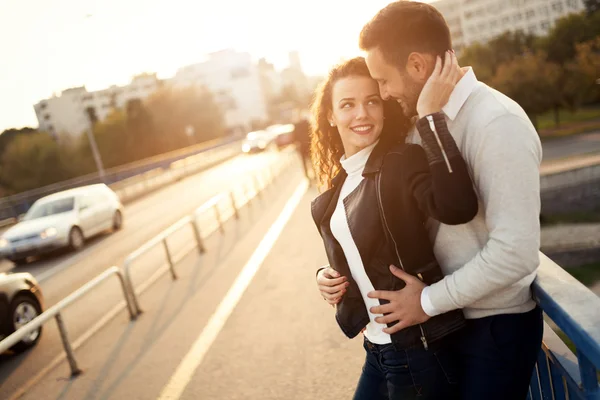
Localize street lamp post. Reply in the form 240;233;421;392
84;107;105;181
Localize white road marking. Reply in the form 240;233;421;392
157;179;309;400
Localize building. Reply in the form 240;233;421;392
432;0;586;51
170;49;271;135
34;73;161;138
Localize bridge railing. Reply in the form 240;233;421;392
529;253;600;400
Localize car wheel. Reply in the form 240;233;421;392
113;210;123;231
68;227;84;251
9;294;42;352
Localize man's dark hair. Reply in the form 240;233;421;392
359;1;452;69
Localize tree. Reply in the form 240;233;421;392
539;12;600;65
564;36;600;106
0;132;80;194
146;86;225;151
0;127;36;158
584;0;600;14
491;51;562;129
459;31;536;84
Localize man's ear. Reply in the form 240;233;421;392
405;52;435;82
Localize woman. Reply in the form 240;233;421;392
310;54;478;400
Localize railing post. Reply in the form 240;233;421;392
163;238;178;280
191;216;206;253
214;204;225;233
124;260;142;317
230;192;239;219
576;350;599;399
55;312;82;377
115;270;137;320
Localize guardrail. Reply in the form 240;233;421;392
0;266;134;376
123;150;296;316
0;136;243;222
0;148;298;378
529;253;600;400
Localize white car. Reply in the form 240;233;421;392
0;184;124;265
241;130;275;153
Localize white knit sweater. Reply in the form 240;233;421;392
411;68;543;319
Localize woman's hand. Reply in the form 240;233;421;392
417;51;462;119
316;267;349;306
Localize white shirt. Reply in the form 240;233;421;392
329;140;391;345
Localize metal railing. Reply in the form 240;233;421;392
123;150;296;317
0;149;298;379
0;136;243;221
529;253;600;400
0;266;135;376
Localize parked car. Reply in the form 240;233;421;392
267;124;296;149
0;272;44;352
241;130;275;154
0;184;124;265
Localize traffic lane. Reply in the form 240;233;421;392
12;164;306;400
1;150;282;300
183;186;363;400
0;150;287;397
0;150;276;277
542;130;600;161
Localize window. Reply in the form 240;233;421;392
514;13;523;22
541;21;550;31
552;2;564;12
24;197;75;220
526;9;535;18
566;0;579;9
231;68;250;79
490;19;498;28
40;103;47;110
44;114;51;121
539;6;549;16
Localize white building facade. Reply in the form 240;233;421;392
34;73;161;138
170;49;271;134
432;0;586;51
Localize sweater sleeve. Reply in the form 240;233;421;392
426;114;543;313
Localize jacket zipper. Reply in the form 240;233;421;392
426;115;453;174
377;172;429;351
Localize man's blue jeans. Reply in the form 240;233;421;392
353;335;459;400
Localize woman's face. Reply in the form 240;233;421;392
329;75;384;158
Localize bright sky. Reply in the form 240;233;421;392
0;0;436;132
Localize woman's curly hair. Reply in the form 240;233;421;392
309;57;411;190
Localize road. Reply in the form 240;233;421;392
541;130;600;161
0;149;294;398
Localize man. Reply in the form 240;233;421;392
360;2;543;399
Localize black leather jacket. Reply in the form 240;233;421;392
311;113;478;350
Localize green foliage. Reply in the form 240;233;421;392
0;86;225;195
461;11;600;127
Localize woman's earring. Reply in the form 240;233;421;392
329;122;335;127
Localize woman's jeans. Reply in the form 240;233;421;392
353;334;459;400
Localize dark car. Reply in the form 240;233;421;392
0;272;44;353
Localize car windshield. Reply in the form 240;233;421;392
24;197;75;220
